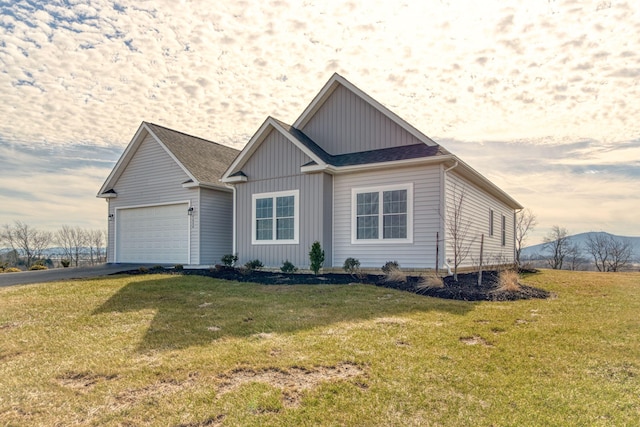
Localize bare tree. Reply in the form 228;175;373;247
1;221;52;268
565;242;585;271
56;225;87;267
606;237;634;272
446;184;476;281
584;233;610;272
543;225;571;270
87;229;106;265
515;208;537;267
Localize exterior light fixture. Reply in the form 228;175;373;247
187;207;194;216
108;213;114;221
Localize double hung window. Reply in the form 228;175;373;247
252;190;299;244
352;184;413;244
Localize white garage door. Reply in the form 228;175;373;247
116;203;189;264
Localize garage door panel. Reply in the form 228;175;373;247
116;204;189;264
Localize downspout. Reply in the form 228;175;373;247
442;161;459;275
226;184;237;256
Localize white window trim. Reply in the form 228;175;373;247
251;190;300;245
489;209;494;237
351;183;414;245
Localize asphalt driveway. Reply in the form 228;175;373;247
0;264;150;287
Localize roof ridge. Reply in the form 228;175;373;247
144;121;239;151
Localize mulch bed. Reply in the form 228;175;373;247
117;266;550;302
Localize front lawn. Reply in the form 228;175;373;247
1;270;639;426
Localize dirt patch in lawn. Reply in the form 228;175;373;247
216;362;366;407
118;267;550;302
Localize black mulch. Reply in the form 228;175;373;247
117;266;551;302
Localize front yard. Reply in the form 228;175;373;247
1;270;639;426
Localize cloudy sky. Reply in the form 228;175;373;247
1;0;638;245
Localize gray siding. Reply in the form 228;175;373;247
199;188;233;265
333;165;442;269
300;85;424;155
106;132;198;264
242;129;313;181
235;173;331;269
444;171;516;268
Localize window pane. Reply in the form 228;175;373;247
256;198;273;219
357;215;378;239
256;218;273;240
276;196;295;218
276;217;294;240
383;190;407;214
383;214;407;239
357;192;379;216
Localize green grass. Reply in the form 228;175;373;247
1;270;639;426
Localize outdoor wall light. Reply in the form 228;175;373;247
108;213;114;221
187;207;194;216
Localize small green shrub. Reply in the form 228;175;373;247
174;264;184;271
280;260;298;273
381;260;400;273
60;259;71;268
221;253;238;267
150;265;164;271
309;241;325;275
343;257;361;275
29;264;48;271
138;266;149;273
245;259;263;271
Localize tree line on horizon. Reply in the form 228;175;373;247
0;221;106;270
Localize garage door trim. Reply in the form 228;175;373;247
114;201;191;264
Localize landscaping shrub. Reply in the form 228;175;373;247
280;260;298;273
309;241;325;275
417;271;444;289
29;264;48;271
383;266;406;283
342;257;361;276
3;267;21;273
498;269;521;291
245;259;264;271
60;259;71;268
221;253;238;267
174;264;184;271
381;260;400;273
138;266;149;273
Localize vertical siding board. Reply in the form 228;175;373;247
301;85;423;155
199;188;233;265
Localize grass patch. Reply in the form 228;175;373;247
1;270;639;425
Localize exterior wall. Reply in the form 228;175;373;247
106;133;199;263
234;129;332;268
300;85;424;155
444;171;516;268
199;188;233;265
333;164;443;269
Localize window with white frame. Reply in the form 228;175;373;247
252;190;299;244
501;214;506;246
351;184;413;244
489;209;494;237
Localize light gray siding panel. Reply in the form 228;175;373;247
322;173;333;267
301;85;424;155
107;133;198;264
199;188;233;265
333;165;442;269
444;172;516;268
242;129;313;181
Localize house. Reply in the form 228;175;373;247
221;74;522;270
99;74;522;271
97;122;239;265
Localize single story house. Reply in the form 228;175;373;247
99;74;522;270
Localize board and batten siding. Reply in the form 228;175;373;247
199;188;233;265
234;129;332;268
300;85;425;155
106;132;199;264
444;171;515;268
333;165;443;269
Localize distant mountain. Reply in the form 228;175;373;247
522;232;640;260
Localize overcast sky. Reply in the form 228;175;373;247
1;0;638;245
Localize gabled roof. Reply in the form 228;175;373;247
293;73;438;147
97;122;240;197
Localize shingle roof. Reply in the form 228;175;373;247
273;118;449;168
145;122;240;184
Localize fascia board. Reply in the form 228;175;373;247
221;117;327;180
300;155;455;175
96;122;148;197
452;159;524;210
